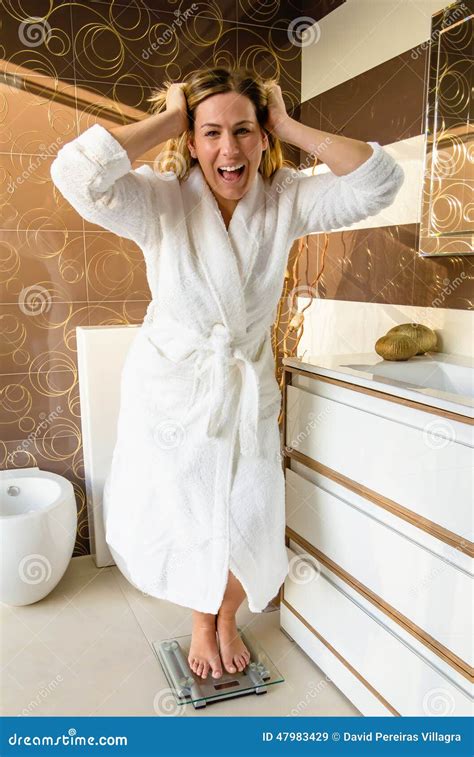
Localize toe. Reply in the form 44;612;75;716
211;663;222;678
201;663;209;679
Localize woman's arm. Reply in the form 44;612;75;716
50;86;189;246
274;118;374;176
109;83;188;163
266;83;374;174
265;85;404;238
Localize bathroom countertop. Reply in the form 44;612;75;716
282;352;474;419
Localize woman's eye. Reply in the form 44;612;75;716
205;128;249;137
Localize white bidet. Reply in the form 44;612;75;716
0;467;77;606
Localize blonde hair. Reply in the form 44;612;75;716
146;66;296;181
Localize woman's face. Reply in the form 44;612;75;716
187;91;268;205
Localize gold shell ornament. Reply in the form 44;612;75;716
386;323;438;354
375;333;419;361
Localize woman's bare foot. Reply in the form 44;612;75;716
216;612;251;674
188;612;223;679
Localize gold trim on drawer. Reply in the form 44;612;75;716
286;529;474;683
281;595;401;716
285;366;474;427
285;448;474;558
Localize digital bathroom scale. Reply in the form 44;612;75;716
152;625;284;709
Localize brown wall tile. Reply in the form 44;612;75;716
298;40;473;311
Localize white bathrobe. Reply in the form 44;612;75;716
50;123;404;613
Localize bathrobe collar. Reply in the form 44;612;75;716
185;163;265;338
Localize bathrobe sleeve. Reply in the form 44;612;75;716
50;123;158;248
286;141;405;240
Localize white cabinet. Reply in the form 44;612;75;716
280;362;473;716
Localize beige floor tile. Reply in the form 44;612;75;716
1;557;359;716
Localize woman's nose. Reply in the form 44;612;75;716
220;133;239;154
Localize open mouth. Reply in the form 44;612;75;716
217;164;246;183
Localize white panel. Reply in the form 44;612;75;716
280;602;389;716
295;299;474;365
76;325;140;567
282;550;473;716
290;458;472;575
286;383;473;541
290;372;473;438
285;468;473;666
288;539;473;695
301;0;448;101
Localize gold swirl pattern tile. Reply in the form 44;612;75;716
1;1;76;81
0;366;80;444
299;40;473;302
0;229;87;304
302;227;417;305
420;2;473;256
83;233;151;301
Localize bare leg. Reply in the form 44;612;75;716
216;570;251;674
188;611;223;679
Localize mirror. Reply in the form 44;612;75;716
419;0;473;256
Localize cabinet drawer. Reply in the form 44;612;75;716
283;549;473;716
285;382;473;542
286;468;472;668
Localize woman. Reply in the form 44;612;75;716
50;67;404;682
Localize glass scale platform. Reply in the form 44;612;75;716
152;625;285;709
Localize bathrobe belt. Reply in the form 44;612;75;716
187;323;262;457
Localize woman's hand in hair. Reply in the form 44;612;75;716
264;83;290;139
166;83;190;135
